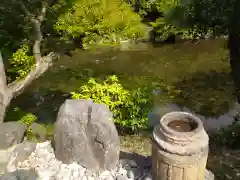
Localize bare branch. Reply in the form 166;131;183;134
8;53;56;97
37;2;47;22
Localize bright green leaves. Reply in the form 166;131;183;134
71;75;154;132
8;44;35;81
54;0;145;49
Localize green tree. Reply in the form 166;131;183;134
0;0;146;123
54;0;145;49
180;0;240;101
0;0;59;123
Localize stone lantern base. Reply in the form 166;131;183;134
151;111;215;180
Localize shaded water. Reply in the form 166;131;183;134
14;39;237;131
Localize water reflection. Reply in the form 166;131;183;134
148;101;240;132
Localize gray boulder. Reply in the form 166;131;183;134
0;122;26;150
6;141;36;173
53;99;120;172
29;123;47;142
0;169;37;180
0;145;17;175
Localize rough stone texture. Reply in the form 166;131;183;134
0;122;26;150
6;141;36;173
29;123;47;142
0;145;18;175
53;99;120;172
152;111;210;180
0;169;37;180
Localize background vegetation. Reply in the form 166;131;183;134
0;0;239;151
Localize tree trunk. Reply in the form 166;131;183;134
0;90;13;123
0;2;57;124
0;103;7;123
228;32;240;103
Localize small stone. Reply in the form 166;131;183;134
119;159;137;168
99;171;111;179
205;170;214;180
126;170;134;179
117;167;127;176
116;174;128;180
104;175;114;180
144;176;152;180
142;173;152;180
126;168;142;179
85;169;97;177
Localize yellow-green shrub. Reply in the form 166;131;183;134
7;44;35;81
71;75;154;131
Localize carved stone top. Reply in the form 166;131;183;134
153;111;209;155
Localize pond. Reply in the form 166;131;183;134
11;39;237;130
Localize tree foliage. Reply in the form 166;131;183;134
54;0;145;49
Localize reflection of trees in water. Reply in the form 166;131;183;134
172;70;235;116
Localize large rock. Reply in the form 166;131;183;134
6;141;36;173
0;145;17;175
53;99;120;172
0;122;27;150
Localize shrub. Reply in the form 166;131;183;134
5;107;38;141
71;75;154;132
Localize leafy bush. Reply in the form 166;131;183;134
7;44;35;81
54;0;146;49
125;0;156;16
148;0;207;40
71;75;154;132
5;107;38;141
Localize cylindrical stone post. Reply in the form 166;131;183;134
152;111;211;180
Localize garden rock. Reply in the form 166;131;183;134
116;174;128;180
29;123;47;142
0;122;26;149
53;99;120;172
127;168;142;179
205;170;215;180
0;169;37;180
0;145;18;175
6;141;36;172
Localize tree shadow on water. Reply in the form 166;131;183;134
172;70;235;116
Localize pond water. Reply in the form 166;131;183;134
16;39;238;131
